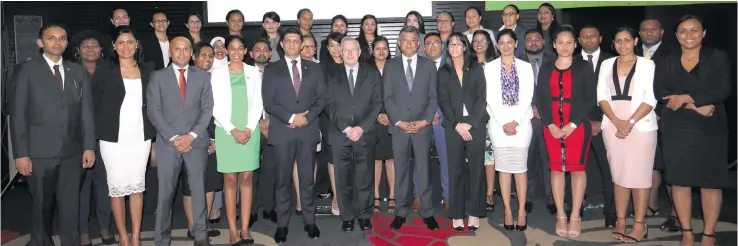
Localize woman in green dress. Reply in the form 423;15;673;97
211;35;263;245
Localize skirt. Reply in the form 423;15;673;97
493;146;528;173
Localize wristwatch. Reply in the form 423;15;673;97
569;122;577;129
628;119;637;124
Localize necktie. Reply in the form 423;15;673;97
291;60;301;95
644;47;652;60
178;69;186;101
53;65;63;91
587;54;595;72
405;59;414;91
348;69;355;96
531;59;539;86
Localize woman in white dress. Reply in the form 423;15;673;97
95;26;155;246
485;29;535;232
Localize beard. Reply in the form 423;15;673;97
526;47;543;55
253;55;269;64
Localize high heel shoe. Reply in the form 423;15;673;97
612;217;627;240
485;196;495;212
568;217;582;238
555;215;568;237
515;214;527;231
503;212;514;231
468;216;479;232
621;220;648;243
702;232;716;245
241;232;255;245
452;219;465;232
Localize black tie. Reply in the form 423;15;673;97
348;69;355;96
587;54;595;71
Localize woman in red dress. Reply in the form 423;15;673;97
535;25;596;238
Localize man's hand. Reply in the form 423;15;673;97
348;127;364;142
503;121;518;136
230;129;247;144
175;135;195;152
82;150;95;168
398;122;417;134
208;139;216;154
291;111;309;128
456;123;473;141
411;120;429;131
259;118;270;138
377;114;389;126
432;112;440;125
591;121;602;136
15;157;32;176
533;106;541;120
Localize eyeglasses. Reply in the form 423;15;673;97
502;12;517;17
301;45;316;50
188;20;201;25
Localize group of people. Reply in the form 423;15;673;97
9;3;729;246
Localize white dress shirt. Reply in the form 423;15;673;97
642;41;662;58
159;40;170;66
169;63;198;140
433;57;442;70
582;48;601;73
342;63;360;133
283;56;303;123
42;54;64;89
401;53;418;78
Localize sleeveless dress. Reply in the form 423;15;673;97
216;72;260;173
542;67;591;172
602;61;657;189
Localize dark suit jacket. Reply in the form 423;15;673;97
517;51;556;106
10;58;96;158
383;55;438;135
262;57;329;145
141;33;172;70
578;49;614;121
437;63;489;130
95;62;157;142
325;63;383;145
636;43;671;117
535;58;597;127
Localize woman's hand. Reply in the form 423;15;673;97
230;129;247;144
503;121;519;136
613;119;632;136
377;113;389;126
548;124;564;139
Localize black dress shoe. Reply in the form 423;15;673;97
208;227;221;237
660;215;681;232
423;217;440;231
525;201;533;213
546;203;556;215
274;227;288;244
358;219;372;231
342;220;355;232
248;213;258;228
101;237;116;245
605;215;617;228
390;216;406;230
304;223;320;239
263;210;277;223
296;209;303;215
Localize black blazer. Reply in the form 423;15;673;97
577;49;614;121
636;43;671;117
262;58;329;145
437;63;489;130
141;33;172;70
95;62;157;142
535;58;597;127
517;51;556;106
325;63;383;145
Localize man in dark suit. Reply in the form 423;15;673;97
141;11;172;70
147;37;214;246
578;24;616;227
325;37;383;233
262;28;328;244
636;17;679;232
518;28;554;213
10;23;96;246
383;26;439;231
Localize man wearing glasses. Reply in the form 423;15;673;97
301;35;319;62
142;12;172;70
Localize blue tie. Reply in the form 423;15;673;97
406;59;414;91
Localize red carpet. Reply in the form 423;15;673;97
1;230;21;244
367;213;468;246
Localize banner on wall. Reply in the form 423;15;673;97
485;1;720;11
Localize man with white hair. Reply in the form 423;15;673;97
324;37;383;232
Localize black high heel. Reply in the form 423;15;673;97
515;215;527;231
485;196;495;212
621;220;648;243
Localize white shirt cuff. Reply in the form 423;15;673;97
169;135;178;142
395;121;402;126
289;114;295;124
189;132;198;139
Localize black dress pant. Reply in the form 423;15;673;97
332;136;375;221
445;127;486;219
79;147;112;235
273;139;317;226
257;133;276;212
589;133;615;217
28;155;84;246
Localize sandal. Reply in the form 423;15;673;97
374;198;380;212
646;206;660;217
485;196;495;212
702;232;716;246
681;228;694;246
555;215;568;237
621;220;648;243
387;199;396;213
612;217;627;240
568;217;582;238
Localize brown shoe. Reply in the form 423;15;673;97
412;197;421;212
444;197;450;214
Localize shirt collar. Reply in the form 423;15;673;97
581;48;601;59
42;53;62;67
402;53;418;63
345;63;359;73
284;56;302;66
173;63;188;72
643;41;662;52
499;25;516;31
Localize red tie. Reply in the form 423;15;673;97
178;69;186;101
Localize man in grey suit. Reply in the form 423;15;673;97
383;26;439;231
10;23;96;246
147;37;214;246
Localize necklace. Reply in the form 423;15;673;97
682;54;697;61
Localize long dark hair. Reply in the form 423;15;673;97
473;29;497;62
405;11;426;34
110;26;145;66
358;15;378;44
260;11;283;39
536;3;560;43
320;32;345;65
372;35;391;63
331;15;349;35
443;32;474;72
225;35;248;62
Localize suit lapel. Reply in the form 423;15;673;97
281;59;299;98
185;66;197;104
394;57;411;93
354;65;368;92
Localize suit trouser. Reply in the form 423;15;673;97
79;146;112;235
431;108;449;198
446;127;486;219
589;132;615;216
256;133;277;212
393;130;434;218
332;136;375;221
28;155;84;246
273;139;317;226
526;118;550;203
155;144;208;245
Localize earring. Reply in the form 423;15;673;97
74;52;81;60
100;52;104;59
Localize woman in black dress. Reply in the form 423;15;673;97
369;36;396;212
654;15;730;246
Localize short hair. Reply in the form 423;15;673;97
297;8;312;19
525;28;543;39
340;36;359;48
496;28;518;42
193;42;213;58
424;32;441;42
465;7;482;17
438;11;455;22
226;9;244;21
504;4;520;14
282;28;304;41
579;24;600;36
111;7;128;17
640;18;663;29
400;26;420;36
71;30;103;49
38;22;66;39
251;38;271;51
